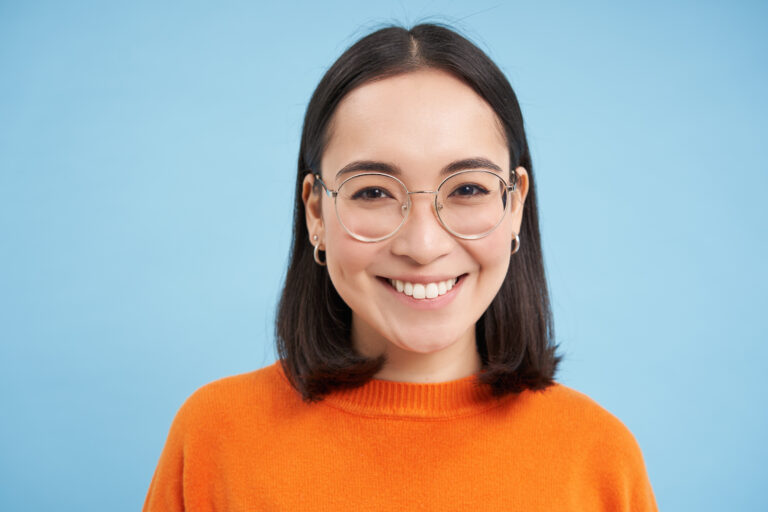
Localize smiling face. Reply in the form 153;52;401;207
302;68;528;382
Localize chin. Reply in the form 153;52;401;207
387;327;462;354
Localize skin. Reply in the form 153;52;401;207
302;68;529;383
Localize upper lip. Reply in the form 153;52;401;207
378;274;464;284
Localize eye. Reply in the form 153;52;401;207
450;183;489;197
351;187;393;200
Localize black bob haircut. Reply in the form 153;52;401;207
276;22;562;403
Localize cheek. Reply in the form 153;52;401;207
466;225;512;279
324;228;380;292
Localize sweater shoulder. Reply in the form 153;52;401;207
531;383;657;508
538;382;625;420
529;382;648;463
172;360;293;428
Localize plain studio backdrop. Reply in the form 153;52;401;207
1;1;766;510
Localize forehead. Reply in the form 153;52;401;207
322;69;509;180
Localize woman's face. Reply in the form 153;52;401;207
302;68;528;381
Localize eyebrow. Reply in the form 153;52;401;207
334;157;504;180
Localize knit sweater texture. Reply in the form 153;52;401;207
143;361;658;511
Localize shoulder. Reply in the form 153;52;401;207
517;382;648;462
171;361;296;432
503;383;657;509
529;382;635;428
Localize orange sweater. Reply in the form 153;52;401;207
143;361;657;511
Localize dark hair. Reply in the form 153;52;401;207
276;22;561;403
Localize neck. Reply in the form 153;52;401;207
353;320;482;383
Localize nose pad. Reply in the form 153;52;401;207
402;193;440;226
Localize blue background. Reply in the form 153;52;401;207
1;1;766;510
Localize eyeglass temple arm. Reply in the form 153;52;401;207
508;169;518;192
312;172;337;198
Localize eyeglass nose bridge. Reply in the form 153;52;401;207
403;189;445;211
399;190;447;230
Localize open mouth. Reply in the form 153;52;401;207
378;274;466;300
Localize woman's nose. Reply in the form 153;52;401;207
389;193;454;265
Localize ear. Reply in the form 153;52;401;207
514;166;529;205
302;173;324;248
510;166;529;234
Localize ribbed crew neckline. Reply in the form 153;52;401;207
273;362;509;419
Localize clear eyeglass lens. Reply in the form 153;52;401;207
335;171;510;241
437;171;509;238
336;174;408;241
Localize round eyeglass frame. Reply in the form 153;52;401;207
312;168;518;242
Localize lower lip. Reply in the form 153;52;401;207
377;275;465;310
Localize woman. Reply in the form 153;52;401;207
144;23;657;511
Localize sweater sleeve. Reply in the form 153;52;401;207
142;399;189;512
595;418;658;511
624;435;658;510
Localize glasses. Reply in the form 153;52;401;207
313;169;518;242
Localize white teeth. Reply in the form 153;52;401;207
387;277;459;300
